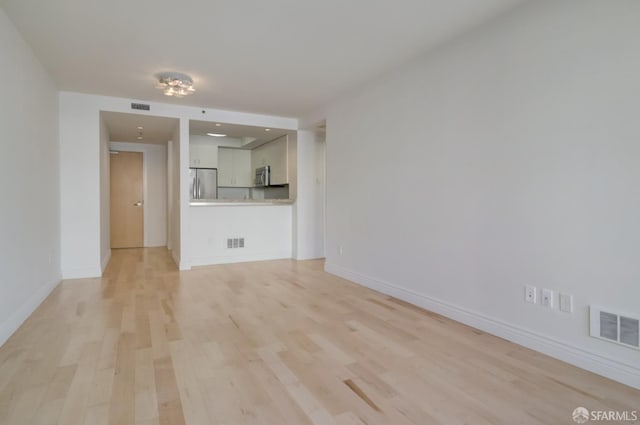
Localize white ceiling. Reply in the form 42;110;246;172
1;0;525;117
102;112;292;146
190;120;292;147
102;111;178;145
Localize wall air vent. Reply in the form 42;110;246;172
590;306;640;350
131;102;150;111
226;238;245;249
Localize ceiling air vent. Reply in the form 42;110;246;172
131;102;150;111
590;306;640;350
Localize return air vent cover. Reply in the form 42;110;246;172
226;237;245;249
131;102;150;111
590;306;640;350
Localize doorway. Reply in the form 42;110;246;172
110;151;144;248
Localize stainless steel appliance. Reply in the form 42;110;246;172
255;166;270;187
190;168;218;200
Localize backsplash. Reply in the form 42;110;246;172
264;185;289;199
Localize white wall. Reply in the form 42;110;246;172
325;0;640;389
59;92;298;276
110;142;168;247
0;9;60;345
314;134;326;257
293;130;325;260
99;114;111;271
60;93;101;278
168;135;180;264
188;205;292;266
178;118;190;270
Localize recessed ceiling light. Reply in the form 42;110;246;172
215;123;222;127
137;136;143;140
265;128;271;132
137;126;143;130
207;133;227;137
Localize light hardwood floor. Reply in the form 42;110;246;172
0;248;638;425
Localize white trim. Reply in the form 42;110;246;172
189;252;292;267
0;276;61;347
170;248;182;270
295;254;325;261
325;262;640;390
62;266;101;279
101;249;111;273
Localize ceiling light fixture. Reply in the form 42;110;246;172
207;133;227;137
155;71;195;98
265;128;271;132
215;123;222;127
137;126;143;130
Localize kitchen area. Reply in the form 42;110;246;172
188;120;295;205
185;120;305;267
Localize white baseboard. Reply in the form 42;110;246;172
325;262;640;390
62;265;102;279
145;241;167;248
170;249;184;270
101;249;111;273
0;276;61;347
189;251;292;267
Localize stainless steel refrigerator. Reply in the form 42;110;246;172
190;168;218;200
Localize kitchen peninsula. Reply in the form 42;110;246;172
185;122;296;267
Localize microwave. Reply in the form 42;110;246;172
255;166;270;187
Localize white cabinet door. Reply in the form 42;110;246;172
251;144;267;171
269;137;288;185
218;148;252;187
233;149;252;187
217;148;234;186
198;143;217;168
190;142;217;168
189;143;203;167
250;136;289;185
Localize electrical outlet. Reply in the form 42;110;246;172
541;289;554;308
559;293;573;313
525;285;537;304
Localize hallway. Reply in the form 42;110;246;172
0;248;637;425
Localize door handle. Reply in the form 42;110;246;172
133;201;143;206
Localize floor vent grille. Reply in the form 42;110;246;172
590;306;640;350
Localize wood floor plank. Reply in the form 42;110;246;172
0;247;637;425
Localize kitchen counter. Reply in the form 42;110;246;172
190;199;294;207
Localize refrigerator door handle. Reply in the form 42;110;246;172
197;177;201;199
192;175;197;199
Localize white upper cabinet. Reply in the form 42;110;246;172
189;142;218;168
233;149;253;187
251;136;289;185
218;147;252;187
